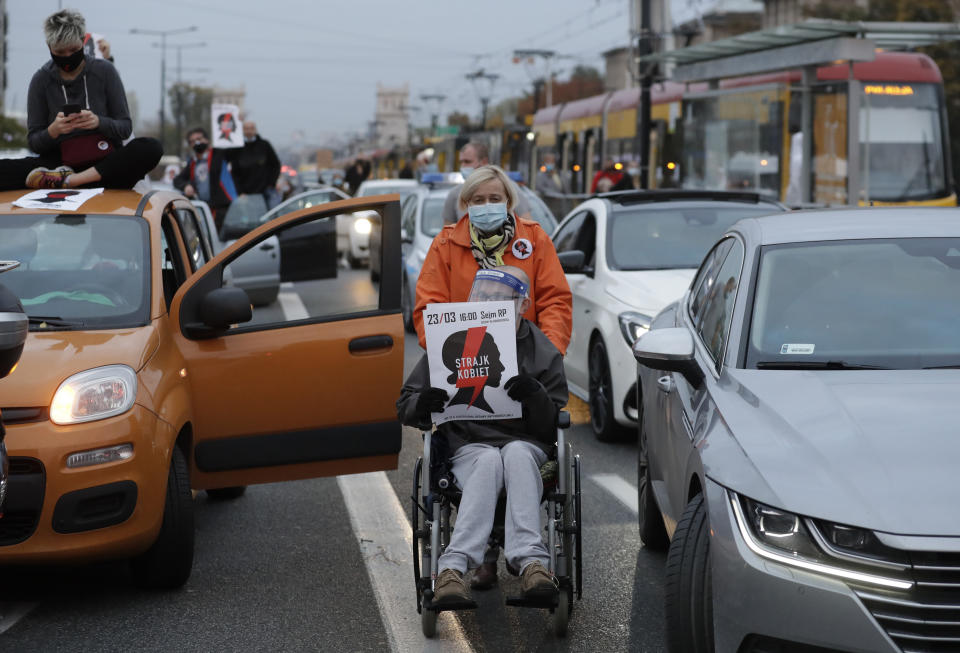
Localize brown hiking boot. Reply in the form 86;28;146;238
433;568;470;605
25;166;73;189
520;561;558;600
470;561;498;590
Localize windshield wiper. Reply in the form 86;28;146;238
27;315;84;328
756;360;889;370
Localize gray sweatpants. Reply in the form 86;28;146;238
437;440;549;575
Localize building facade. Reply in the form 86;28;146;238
375;83;409;150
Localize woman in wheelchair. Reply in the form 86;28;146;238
397;266;568;607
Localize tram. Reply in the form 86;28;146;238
531;51;956;206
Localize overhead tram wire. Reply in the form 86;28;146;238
142;0;476;58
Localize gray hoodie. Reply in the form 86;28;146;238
27;55;132;156
397;318;567;454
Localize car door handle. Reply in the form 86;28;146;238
656;376;675;394
259;242;276;251
349;335;393;353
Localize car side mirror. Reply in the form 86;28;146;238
632;327;704;388
557;250;586;274
184;287;252;338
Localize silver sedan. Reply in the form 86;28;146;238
633;208;960;652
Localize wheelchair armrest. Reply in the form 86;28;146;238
557;410;571;430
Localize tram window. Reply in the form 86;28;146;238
681;90;785;199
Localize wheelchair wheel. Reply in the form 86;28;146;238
553;588;570;637
412;457;425;613
574;454;583;600
421;605;438;638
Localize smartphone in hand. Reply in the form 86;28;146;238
62;103;81;116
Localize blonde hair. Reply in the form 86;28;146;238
458;165;518;213
44;9;85;49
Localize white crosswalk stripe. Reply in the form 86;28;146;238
0;602;38;635
591;473;639;514
338;473;475;652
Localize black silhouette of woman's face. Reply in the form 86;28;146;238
441;327;504;413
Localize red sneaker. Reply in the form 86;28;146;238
25;166;73;189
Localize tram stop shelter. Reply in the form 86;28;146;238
637;19;960;206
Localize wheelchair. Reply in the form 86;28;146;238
411;411;583;638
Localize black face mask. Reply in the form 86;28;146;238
51;48;85;73
192;142;208;155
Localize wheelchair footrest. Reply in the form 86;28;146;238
505;593;559;609
422;597;478;612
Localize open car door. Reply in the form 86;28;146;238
170;195;404;490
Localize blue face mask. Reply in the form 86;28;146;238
545;164;555;172
460;166;474;179
468;202;508;233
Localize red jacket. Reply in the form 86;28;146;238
414;216;572;354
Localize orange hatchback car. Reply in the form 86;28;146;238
0;189;405;588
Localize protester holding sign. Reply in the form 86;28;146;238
174;127;237;230
0;9;161;191
414;165;572;355
397;266;567;608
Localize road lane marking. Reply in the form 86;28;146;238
278;290;309;321
591;473;639;514
338;472;475;653
0;602;38;635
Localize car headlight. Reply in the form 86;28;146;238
730;492;912;590
618;311;652;346
353;217;372;235
50;365;138;425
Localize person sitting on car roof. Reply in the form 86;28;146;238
0;9;161;192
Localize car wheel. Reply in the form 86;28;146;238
348;253;364;269
401;277;414;333
638;412;669;550
370;267;380;283
206;486;247;500
130;446;194;589
588;337;624;442
665;494;714;653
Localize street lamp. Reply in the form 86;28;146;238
153;41;206;155
130;26;198;147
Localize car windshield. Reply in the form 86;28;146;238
359;184;416;198
421;197;446;236
221;193;269;239
747;238;960;369
608;203;776;270
0;214;150;330
523;191;557;233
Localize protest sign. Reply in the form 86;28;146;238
13;188;104;211
424;300;521;424
211;103;243;149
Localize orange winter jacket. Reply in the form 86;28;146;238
414;215;573;354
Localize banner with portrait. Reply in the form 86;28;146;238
423;301;521;424
211;103;243;149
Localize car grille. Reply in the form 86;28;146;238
0;457;45;546
857;551;960;653
1;406;48;424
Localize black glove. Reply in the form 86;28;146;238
415;387;449;418
504;374;542;401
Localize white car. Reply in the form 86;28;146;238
553;190;786;441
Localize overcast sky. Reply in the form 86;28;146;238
6;0;630;148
